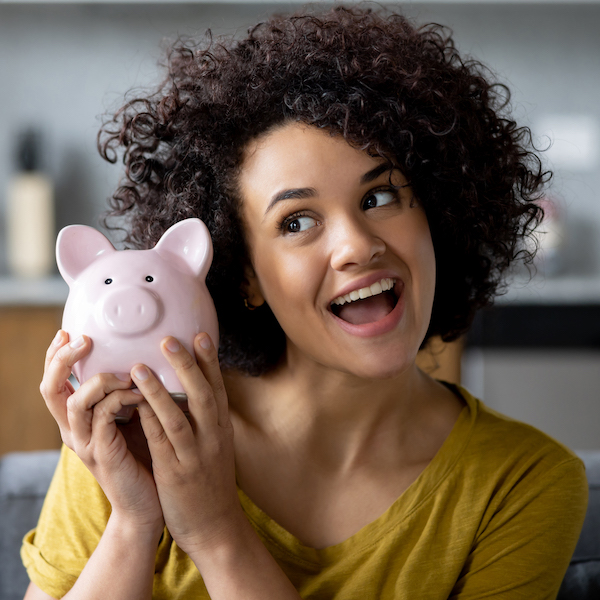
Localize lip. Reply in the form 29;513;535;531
328;278;405;338
328;271;403;306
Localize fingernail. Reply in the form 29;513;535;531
115;373;130;382
70;336;84;349
199;334;211;351
132;388;143;395
52;330;63;346
132;366;148;381
116;406;136;419
165;338;180;353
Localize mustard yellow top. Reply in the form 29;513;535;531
22;387;588;599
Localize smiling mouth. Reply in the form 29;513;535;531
330;278;399;325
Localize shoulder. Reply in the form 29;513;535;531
439;387;589;597
451;385;588;525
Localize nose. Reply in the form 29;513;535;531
101;287;162;336
329;216;386;271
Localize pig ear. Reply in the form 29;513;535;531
56;225;115;286
154;218;213;280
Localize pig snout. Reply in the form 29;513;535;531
101;286;162;335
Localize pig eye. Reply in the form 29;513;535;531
104;278;113;285
145;276;154;283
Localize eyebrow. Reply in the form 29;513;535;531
263;162;395;217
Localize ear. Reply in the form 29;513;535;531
56;225;115;286
154;218;213;279
241;263;265;308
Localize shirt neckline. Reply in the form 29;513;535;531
236;384;479;566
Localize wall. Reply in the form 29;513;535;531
0;2;295;256
463;347;600;450
0;2;598;449
1;2;599;267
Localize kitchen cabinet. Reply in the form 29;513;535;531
0;305;63;455
464;301;600;450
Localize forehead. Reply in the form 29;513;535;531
238;123;389;204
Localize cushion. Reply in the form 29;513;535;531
0;451;60;600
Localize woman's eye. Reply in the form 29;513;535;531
363;189;397;210
284;215;318;234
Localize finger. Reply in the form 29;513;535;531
160;336;220;431
44;329;67;372
136;398;173;461
40;334;91;431
89;388;141;451
131;364;191;460
67;373;137;447
193;333;230;428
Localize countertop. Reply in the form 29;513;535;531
495;274;600;305
1;273;599;307
0;275;68;306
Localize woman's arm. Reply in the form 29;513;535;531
24;513;161;600
24;582;53;600
131;333;302;600
29;331;165;599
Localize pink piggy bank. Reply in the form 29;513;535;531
56;218;219;400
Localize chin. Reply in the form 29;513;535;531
338;348;419;382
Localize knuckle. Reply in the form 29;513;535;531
87;373;103;388
144;378;163;397
196;390;214;406
166;415;189;436
93;372;111;389
206;437;226;458
177;353;197;373
205;349;220;368
44;345;55;363
212;378;227;399
94;401;111;419
146;423;168;445
55;344;76;367
66;395;78;414
62;436;75;451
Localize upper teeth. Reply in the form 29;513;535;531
332;278;396;306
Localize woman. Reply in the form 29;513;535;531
22;6;587;599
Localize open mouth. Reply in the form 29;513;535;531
330;278;400;325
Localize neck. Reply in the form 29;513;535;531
225;349;450;472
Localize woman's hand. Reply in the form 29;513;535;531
131;333;243;559
39;330;164;534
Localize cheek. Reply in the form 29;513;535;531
251;243;320;312
412;222;437;314
389;213;436;302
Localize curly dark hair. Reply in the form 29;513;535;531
98;4;547;376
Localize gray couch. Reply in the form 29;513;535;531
1;450;598;600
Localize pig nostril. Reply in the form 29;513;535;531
145;276;154;282
102;287;161;335
105;278;113;285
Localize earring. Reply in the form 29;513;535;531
244;298;257;311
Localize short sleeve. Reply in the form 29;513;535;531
21;445;111;599
450;457;589;600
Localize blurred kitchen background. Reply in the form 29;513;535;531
0;0;598;454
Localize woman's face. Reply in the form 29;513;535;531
238;123;436;380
